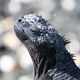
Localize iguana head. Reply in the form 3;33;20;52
14;14;57;45
14;14;66;48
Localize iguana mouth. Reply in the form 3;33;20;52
14;24;29;41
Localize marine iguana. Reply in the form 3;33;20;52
14;14;80;80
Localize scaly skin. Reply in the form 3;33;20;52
14;14;80;80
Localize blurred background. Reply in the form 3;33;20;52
0;0;80;80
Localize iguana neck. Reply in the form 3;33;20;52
34;48;77;79
55;48;77;71
25;42;79;79
33;45;56;79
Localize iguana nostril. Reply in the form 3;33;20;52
18;19;22;22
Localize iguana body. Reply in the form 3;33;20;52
14;14;80;80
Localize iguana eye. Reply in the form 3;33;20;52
31;30;41;36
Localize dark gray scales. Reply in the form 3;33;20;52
14;14;80;80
